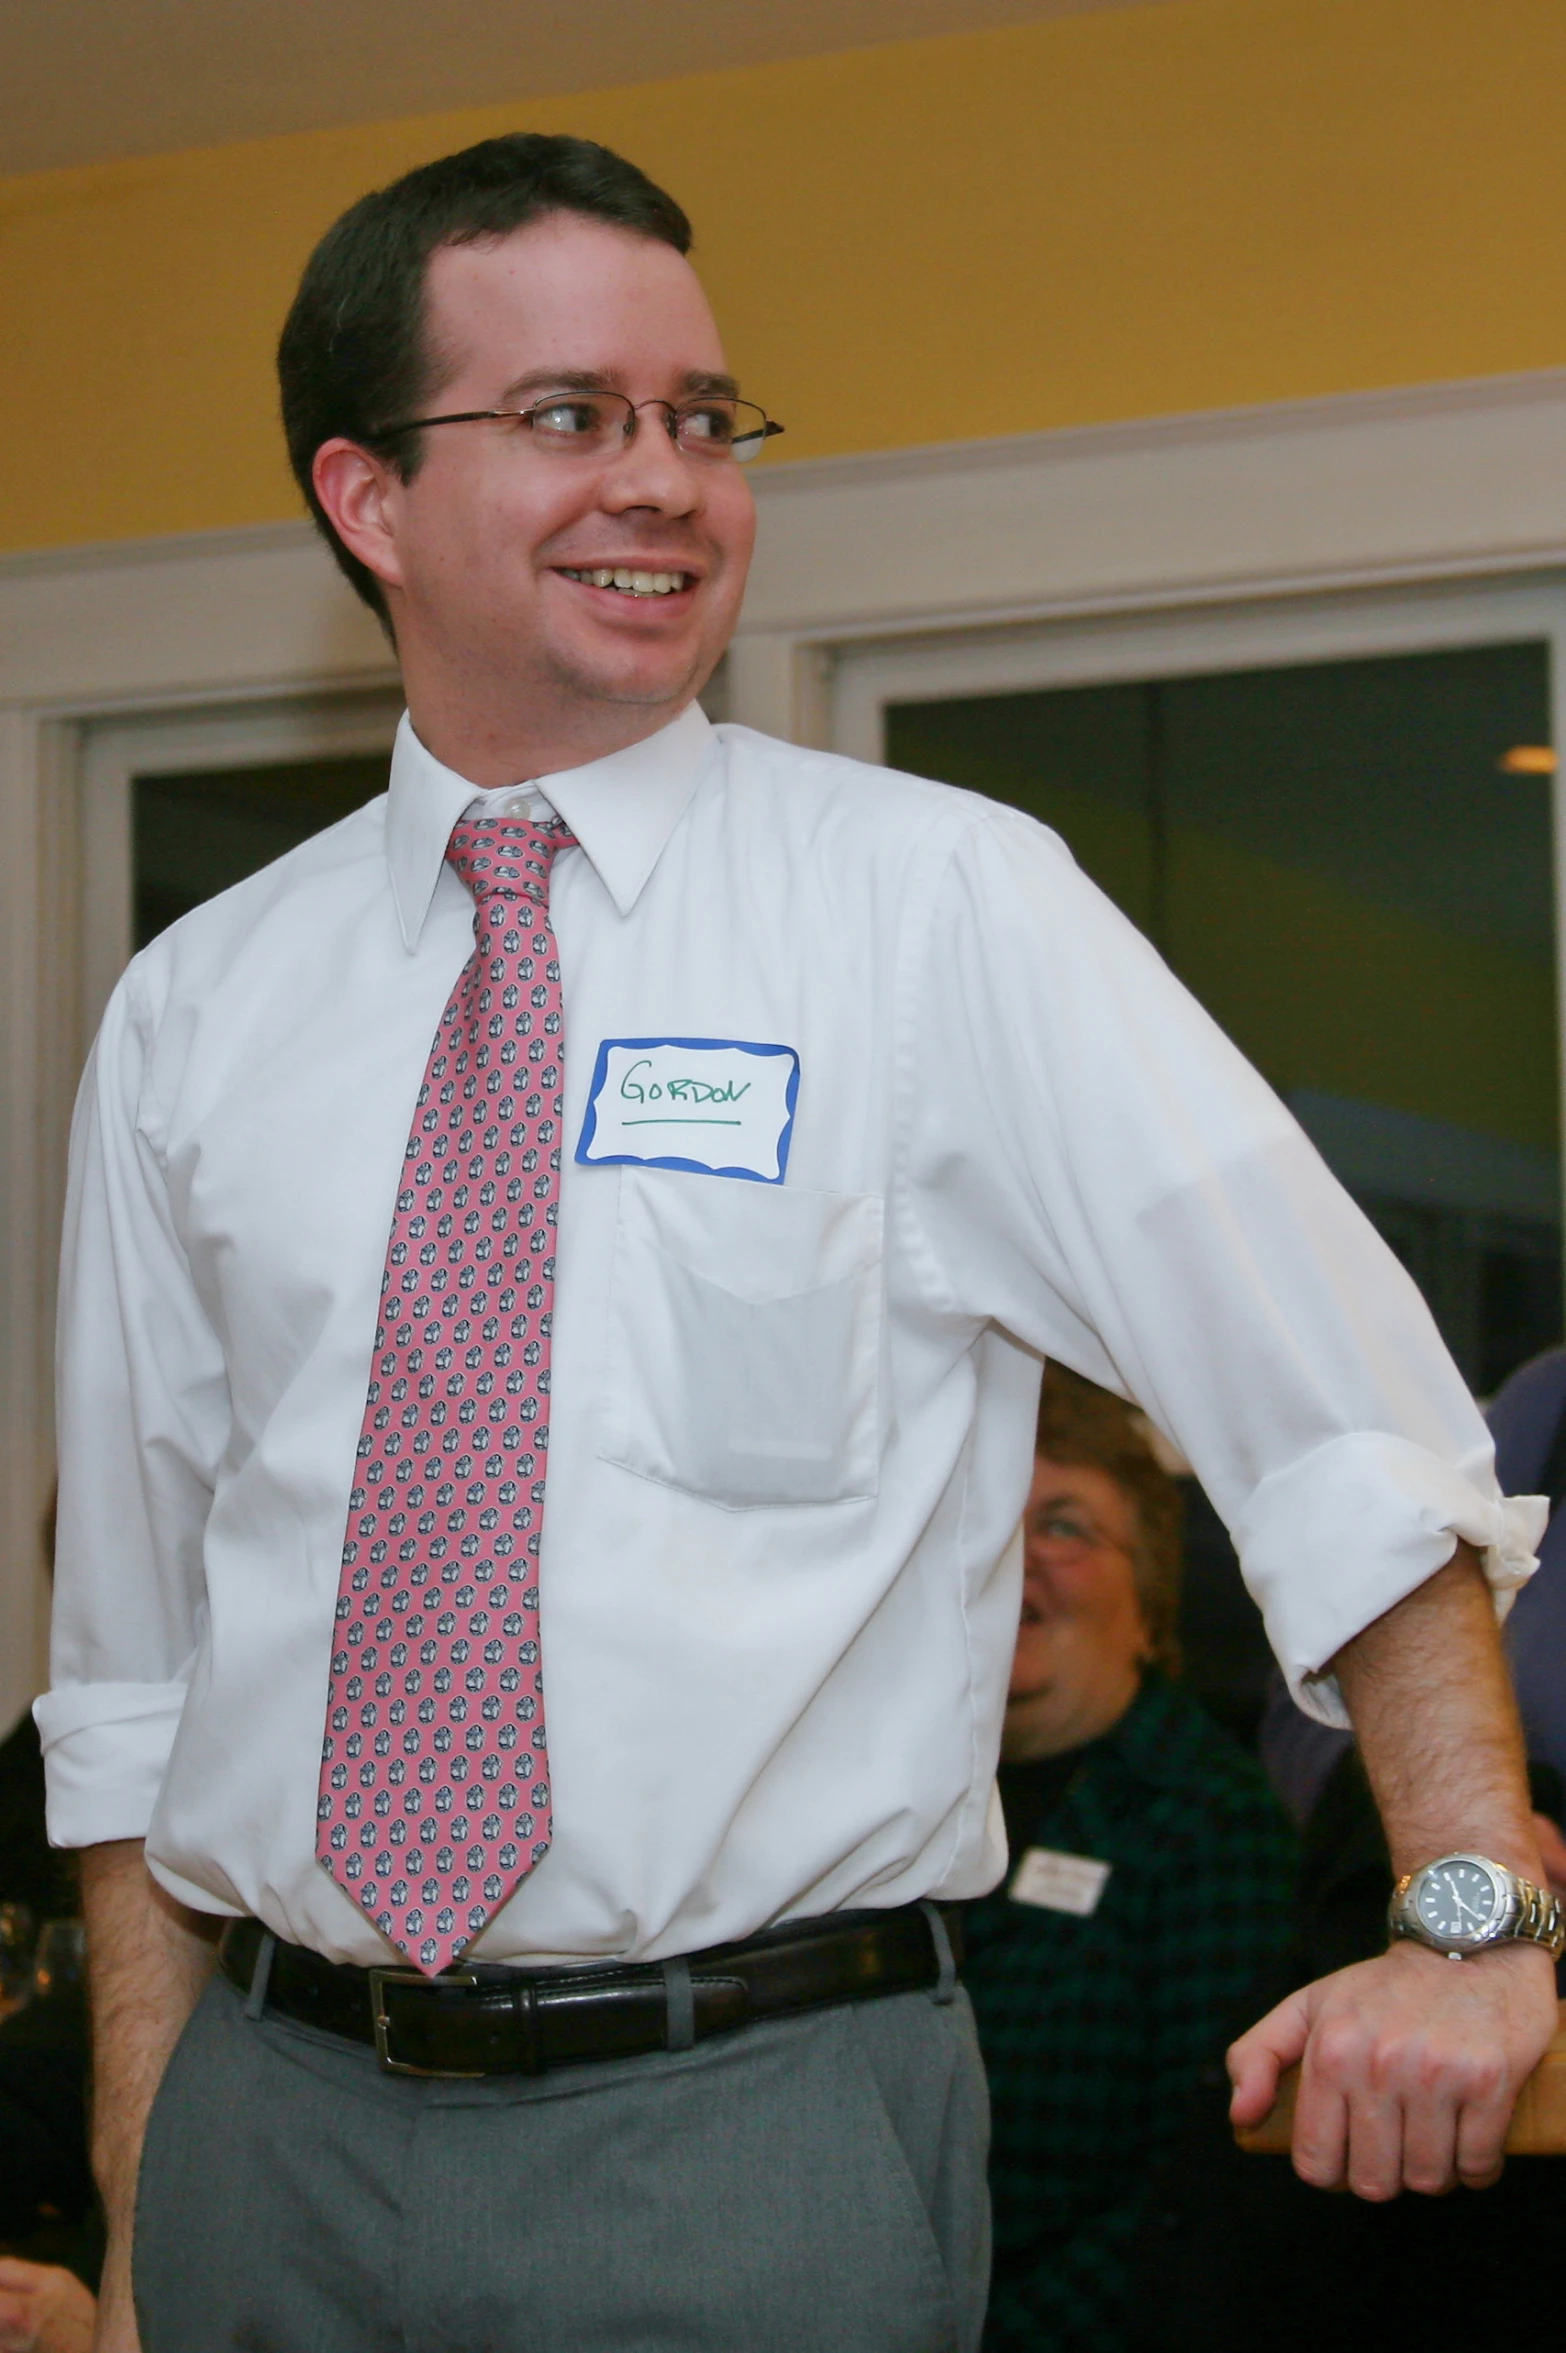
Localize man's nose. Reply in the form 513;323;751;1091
1020;1562;1057;1611
599;413;703;515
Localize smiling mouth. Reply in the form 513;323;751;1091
558;566;695;598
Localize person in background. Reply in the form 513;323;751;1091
963;1367;1297;2353
1479;1341;1566;1854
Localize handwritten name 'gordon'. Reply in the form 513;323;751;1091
619;1060;753;1108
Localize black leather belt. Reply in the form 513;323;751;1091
220;1903;961;2079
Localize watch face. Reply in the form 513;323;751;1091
1414;1859;1501;1943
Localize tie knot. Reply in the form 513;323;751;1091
446;815;577;910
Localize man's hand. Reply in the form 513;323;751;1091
1228;1938;1558;2196
0;2259;96;2353
1230;1542;1557;2196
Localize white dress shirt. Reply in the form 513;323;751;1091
40;703;1542;1966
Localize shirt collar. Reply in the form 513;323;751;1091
385;700;716;948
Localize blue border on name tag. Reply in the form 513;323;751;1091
575;1036;800;1184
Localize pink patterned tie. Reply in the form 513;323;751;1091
316;812;575;1976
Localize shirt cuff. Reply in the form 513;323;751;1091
34;1679;187;1848
1232;1431;1545;1728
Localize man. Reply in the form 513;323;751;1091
38;133;1560;2353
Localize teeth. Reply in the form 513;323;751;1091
562;566;689;596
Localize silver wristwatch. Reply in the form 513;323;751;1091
1389;1852;1566;1962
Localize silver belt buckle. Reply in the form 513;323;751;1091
368;1965;484;2077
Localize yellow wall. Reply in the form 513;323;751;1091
5;0;1566;553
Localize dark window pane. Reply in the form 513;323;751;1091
133;753;390;951
887;681;1160;934
1479;1230;1565;1400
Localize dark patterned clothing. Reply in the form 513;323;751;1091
963;1675;1297;2352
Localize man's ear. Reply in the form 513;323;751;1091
312;438;407;598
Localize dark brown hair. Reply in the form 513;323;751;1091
276;132;692;626
1036;1362;1184;1676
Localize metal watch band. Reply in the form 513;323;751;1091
1511;1874;1566;1960
1390;1856;1566;1963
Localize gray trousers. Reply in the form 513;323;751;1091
135;1968;990;2352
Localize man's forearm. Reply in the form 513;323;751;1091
1333;1540;1543;1881
80;1841;219;2338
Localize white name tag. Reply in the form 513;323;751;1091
576;1037;799;1184
1009;1847;1112;1916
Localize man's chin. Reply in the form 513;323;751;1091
544;634;713;712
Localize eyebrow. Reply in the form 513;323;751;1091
1028;1489;1099;1519
495;365;743;404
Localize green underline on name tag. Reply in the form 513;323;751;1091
622;1117;744;1127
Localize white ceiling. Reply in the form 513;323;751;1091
0;0;1174;177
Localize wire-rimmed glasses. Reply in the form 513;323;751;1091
374;389;784;464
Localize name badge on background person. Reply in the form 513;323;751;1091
1009;1847;1113;1916
576;1038;800;1183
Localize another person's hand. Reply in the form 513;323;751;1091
1531;1810;1566;1902
1227;1937;1558;2197
0;2260;96;2353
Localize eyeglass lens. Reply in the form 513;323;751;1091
526;393;773;462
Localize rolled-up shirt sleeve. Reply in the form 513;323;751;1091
907;803;1543;1724
37;964;230;1845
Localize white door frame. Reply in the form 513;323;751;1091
8;365;1566;1720
829;578;1566;769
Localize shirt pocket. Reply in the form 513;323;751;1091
599;1168;883;1509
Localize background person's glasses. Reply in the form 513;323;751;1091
375;390;784;465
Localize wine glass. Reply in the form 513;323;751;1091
31;1918;86;2003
